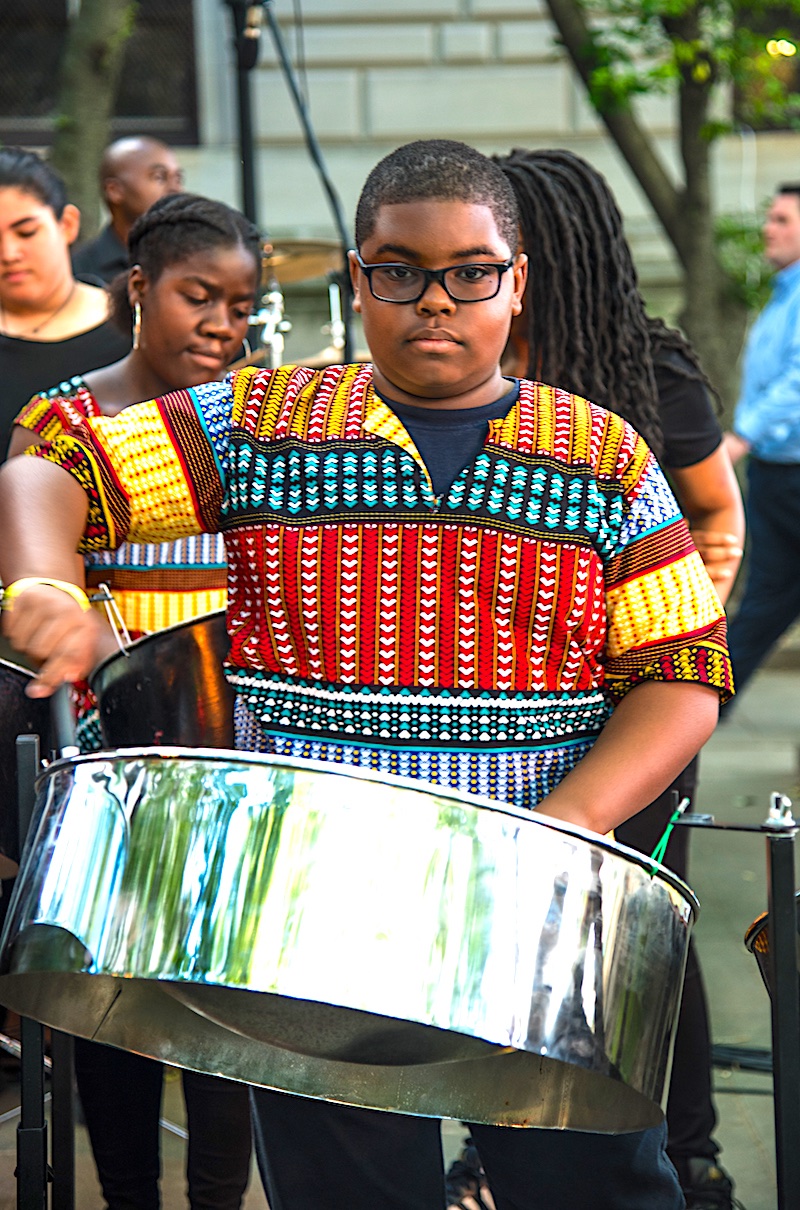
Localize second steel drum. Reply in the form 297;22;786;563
744;894;800;999
0;748;696;1131
90;611;234;748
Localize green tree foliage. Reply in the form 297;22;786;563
544;0;800;409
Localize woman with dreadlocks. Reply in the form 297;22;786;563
444;149;743;1210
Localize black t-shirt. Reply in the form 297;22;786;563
0;320;131;459
71;224;128;287
381;380;520;497
655;347;722;470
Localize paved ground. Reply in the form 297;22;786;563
0;661;797;1208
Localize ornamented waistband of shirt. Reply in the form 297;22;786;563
226;669;611;751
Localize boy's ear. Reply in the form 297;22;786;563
348;250;362;313
511;253;528;317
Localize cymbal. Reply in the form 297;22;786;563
262;239;343;284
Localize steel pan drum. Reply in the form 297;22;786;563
0;640;51;876
744;893;800;999
0;749;697;1130
90;611;234;749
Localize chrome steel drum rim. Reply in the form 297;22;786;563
29;746;699;907
0;748;697;1130
89;610;227;675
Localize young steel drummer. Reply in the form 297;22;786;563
0;139;731;1210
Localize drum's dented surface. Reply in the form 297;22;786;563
0;749;696;1130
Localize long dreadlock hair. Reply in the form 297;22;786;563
496;149;717;457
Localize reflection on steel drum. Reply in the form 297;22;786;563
0;749;697;1131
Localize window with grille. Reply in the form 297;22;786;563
0;0;198;146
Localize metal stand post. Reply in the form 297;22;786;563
678;795;800;1210
765;820;800;1208
15;734;48;1210
222;0;260;224
49;1031;75;1210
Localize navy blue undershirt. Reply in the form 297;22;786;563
381;379;520;498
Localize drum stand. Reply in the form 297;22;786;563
676;793;800;1210
13;689;79;1210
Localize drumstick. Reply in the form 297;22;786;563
49;683;78;757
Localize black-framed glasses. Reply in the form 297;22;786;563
354;253;515;304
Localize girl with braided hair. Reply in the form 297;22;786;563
8;191;260;1210
444;148;742;1210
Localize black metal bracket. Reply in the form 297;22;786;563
675;795;800;1210
14;733;75;1210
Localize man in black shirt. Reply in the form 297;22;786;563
72;137;183;285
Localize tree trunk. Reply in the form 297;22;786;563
50;0;137;241
665;7;750;416
543;0;749;410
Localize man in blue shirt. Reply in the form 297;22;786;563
726;183;800;692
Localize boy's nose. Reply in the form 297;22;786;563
416;280;456;314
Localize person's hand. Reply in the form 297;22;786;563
723;430;750;466
1;584;115;696
689;529;743;591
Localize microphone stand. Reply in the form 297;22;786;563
221;0;354;363
262;1;353;362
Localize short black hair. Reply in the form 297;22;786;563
778;183;800;200
109;192;260;328
355;139;519;252
0;146;68;218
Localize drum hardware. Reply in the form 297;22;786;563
249;274;291;371
88;583;131;654
674;793;800;1210
15;733;50;1210
248;239;346;371
261;238;342;286
5;676;79;1207
648;795;690;867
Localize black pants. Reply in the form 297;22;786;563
727;457;800;694
250;1089;683;1210
74;1038;253;1210
616;758;717;1164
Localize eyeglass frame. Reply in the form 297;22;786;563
352;252;516;304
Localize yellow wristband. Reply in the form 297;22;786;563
1;577;91;612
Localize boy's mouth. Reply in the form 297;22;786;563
408;328;461;351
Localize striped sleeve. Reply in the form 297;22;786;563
27;382;232;552
603;440;734;704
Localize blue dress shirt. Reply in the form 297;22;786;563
734;257;800;462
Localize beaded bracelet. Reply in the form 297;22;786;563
1;577;91;612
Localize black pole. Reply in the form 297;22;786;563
223;0;260;224
766;825;800;1210
262;1;354;362
16;734;48;1210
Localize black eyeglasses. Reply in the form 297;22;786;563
354;253;515;304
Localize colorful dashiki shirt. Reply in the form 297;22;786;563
16;376;227;747
15;377;227;633
30;364;733;809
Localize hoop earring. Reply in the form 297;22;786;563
132;302;142;351
242;337;251;360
